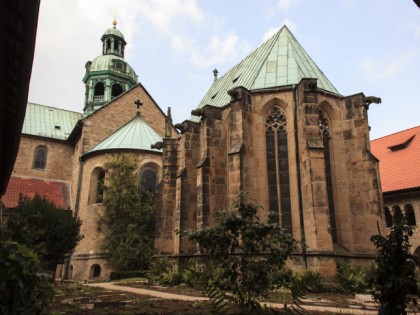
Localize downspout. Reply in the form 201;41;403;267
293;85;307;268
74;158;84;218
64;158;83;280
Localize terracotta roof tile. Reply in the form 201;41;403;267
371;126;420;193
2;176;71;209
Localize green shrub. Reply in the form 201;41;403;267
146;258;171;282
110;270;147;280
336;261;369;294
371;222;419;315
0;241;53;315
297;269;323;293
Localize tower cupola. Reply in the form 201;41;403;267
101;18;126;58
82;19;138;115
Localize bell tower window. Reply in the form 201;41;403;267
111;83;124;99
33;145;47;169
93;82;105;102
265;106;292;234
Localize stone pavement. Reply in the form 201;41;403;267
86;282;379;314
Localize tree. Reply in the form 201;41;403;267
370;221;419;315
0;241;53;315
3;194;83;272
101;154;156;271
183;193;296;314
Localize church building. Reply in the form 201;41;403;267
3;20;173;280
154;26;387;277
3;22;388;280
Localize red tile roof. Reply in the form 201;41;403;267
371;126;420;193
2;176;71;209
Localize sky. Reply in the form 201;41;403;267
28;0;419;140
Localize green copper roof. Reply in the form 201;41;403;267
89;55;138;82
84;113;162;157
190;26;338;122
103;27;124;39
22;103;82;140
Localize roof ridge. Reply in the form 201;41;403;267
10;175;72;184
371;125;420;142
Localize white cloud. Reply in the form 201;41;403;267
341;0;355;9
276;0;300;12
262;19;297;42
190;32;250;68
358;51;415;82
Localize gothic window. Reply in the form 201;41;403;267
33;145;47;169
111;83;124;98
265;106;292;234
140;168;157;193
93;82;105;101
88;167;105;204
404;204;416;226
319;110;337;243
384;207;393;227
393;206;403;224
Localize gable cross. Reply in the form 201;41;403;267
134;99;143;110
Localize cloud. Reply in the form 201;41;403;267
262;19;297;42
341;0;355;9
276;0;300;12
190;32;251;68
358;51;415;82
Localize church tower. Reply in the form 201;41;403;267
82;19;138;115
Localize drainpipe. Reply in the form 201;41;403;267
64;158;84;280
293;85;307;268
74;159;84;218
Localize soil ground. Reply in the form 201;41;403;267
49;280;379;314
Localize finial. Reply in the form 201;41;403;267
213;69;218;82
112;16;117;28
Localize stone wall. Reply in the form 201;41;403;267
155;78;386;278
70;150;162;281
13;135;74;181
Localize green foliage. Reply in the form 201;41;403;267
101;154;156;271
3;194;83;272
110;270;147;280
336;261;370;294
370;222;419;315
0;241;53;315
269;268;322;309
183;193;296;314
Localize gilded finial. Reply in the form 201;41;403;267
112;16;117;28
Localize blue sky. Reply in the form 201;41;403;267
29;0;419;139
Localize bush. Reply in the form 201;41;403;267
0;241;53;315
183;193;296;313
371;222;419;315
110;270;147;281
336;261;370;294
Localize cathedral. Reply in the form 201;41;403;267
3;21;388;280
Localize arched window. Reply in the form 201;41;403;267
93;82;105;102
393;206;403;224
265;106;292;234
90;264;101;278
33;145;47;169
319;110;337;243
111;83;123;98
88;167;105;204
140;168;157;193
106;39;111;51
384;207;393;227
405;204;416;226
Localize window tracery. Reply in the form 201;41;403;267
265;106;292;234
